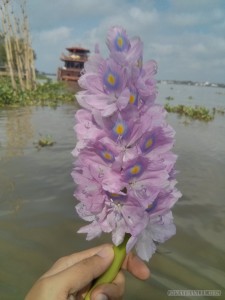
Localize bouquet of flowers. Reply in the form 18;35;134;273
72;26;181;298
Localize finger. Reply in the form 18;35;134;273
91;271;125;300
53;245;114;295
122;252;150;280
41;244;113;278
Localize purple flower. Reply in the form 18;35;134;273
107;26;130;53
72;26;181;262
76;193;148;246
127;211;176;261
102;59;126;93
122;156;169;201
77;58;130;116
107;26;143;68
138;125;175;158
72;109;105;156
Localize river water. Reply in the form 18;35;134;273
0;84;225;299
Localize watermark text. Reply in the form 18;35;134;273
167;290;221;297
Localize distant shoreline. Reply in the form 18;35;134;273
158;80;225;88
38;71;225;89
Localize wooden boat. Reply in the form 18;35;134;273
57;46;90;90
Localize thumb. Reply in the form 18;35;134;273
55;245;114;295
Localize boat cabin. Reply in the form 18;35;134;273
57;46;90;88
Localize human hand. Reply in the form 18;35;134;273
25;244;150;300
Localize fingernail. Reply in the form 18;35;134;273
95;294;108;300
97;246;114;259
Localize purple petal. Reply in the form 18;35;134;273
78;222;102;240
135;230;157;261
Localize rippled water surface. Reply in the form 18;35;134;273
0;84;225;299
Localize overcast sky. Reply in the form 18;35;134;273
27;0;225;83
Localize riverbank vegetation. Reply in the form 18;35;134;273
0;77;75;107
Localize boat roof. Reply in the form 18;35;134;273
66;46;90;53
60;57;86;62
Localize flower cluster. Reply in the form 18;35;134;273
72;26;181;261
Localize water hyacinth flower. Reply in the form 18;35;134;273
72;26;181;299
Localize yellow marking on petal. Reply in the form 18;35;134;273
148;203;153;209
129;94;135;104
117;37;123;47
107;74;115;86
145;138;153;149
130;165;141;175
110;193;119;197
103;152;112;160
115;124;125;135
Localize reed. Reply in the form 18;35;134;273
0;0;36;91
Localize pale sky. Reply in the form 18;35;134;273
27;0;225;83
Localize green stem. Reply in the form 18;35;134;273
84;234;130;300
